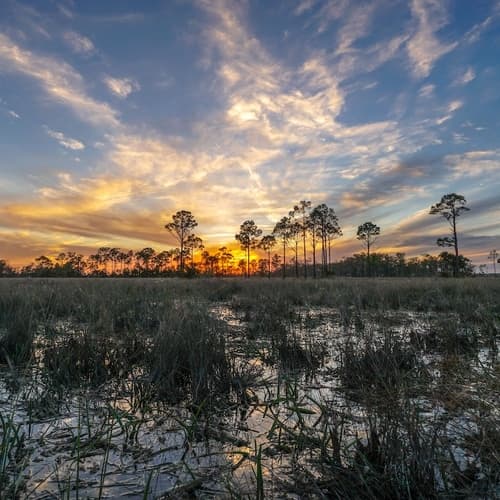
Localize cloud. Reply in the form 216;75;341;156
45;127;85;150
418;83;435;97
453;67;476;86
406;0;458;78
103;76;141;98
90;13;145;24
63;31;95;56
315;0;350;34
335;3;376;54
5;3;51;40
8;110;20;119
447;100;463;113
435;99;464;125
0;32;120;128
58;4;74;19
444;149;500;178
463;3;499;45
294;0;317;16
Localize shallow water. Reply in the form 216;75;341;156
1;302;498;498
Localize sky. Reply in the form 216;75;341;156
0;0;499;269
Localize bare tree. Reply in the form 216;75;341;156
430;193;470;277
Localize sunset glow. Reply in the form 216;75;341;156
1;1;499;267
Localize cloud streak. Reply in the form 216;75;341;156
44;127;85;150
0;32;120;128
406;0;457;78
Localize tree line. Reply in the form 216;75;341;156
1;192;495;278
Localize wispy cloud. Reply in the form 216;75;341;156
435;99;464;125
44;127;85;150
335;3;376;54
63;31;95;56
444;149;500;178
418;83;435;97
406;0;457;78
463;3;499;45
0;32;120;128
57;4;74;19
453;67;476;86
103;76;140;98
294;0;317;16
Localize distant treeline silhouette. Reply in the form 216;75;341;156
1;193;484;278
0;250;475;278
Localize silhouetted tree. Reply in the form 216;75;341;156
117;250;133;274
488;249;498;275
271;254;281;273
273;216;292;278
291;200;311;277
97;247;111;274
438;251;474;277
109;248;121;274
310;204;342;276
185;234;203;270
0;259;14;276
288;220;301;277
430;193;469;277
235;220;262;277
153;250;171;273
165;210;198;273
218;247;234;275
357;222;380;276
259;234;277;278
135;247;156;274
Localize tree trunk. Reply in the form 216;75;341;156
283;241;286;279
312;231;316;279
453;214;458;277
247;247;250;278
367;240;371;277
303;229;307;278
328;238;331;274
295;241;299;277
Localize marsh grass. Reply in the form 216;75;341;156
0;277;498;498
150;300;231;404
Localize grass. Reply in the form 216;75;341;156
0;276;498;498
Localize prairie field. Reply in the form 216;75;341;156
0;277;499;499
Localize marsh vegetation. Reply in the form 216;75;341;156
0;278;499;498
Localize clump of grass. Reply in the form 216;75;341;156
0;294;36;365
41;327;144;388
149;301;230;404
339;334;420;399
0;411;28;498
410;315;480;355
233;293;327;370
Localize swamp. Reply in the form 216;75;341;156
0;277;499;498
